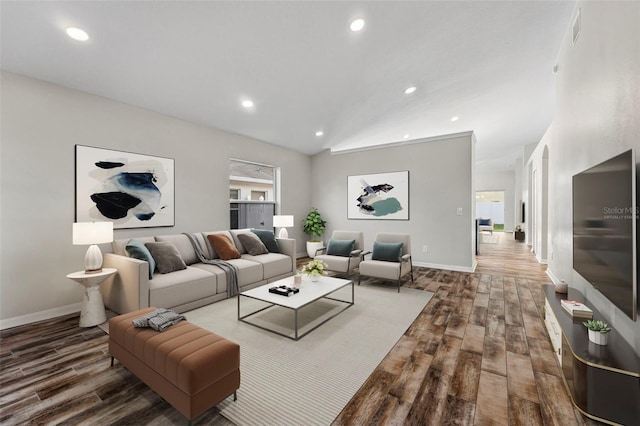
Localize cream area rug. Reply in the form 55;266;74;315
184;283;433;426
481;233;499;244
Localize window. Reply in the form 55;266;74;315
229;159;277;229
229;188;240;200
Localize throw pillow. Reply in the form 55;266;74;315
125;239;156;279
251;229;280;253
237;232;269;256
326;239;355;257
207;234;241;260
479;218;491;226
144;242;187;274
372;241;404;262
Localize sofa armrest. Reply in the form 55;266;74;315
102;253;150;314
276;238;297;271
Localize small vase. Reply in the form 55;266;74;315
588;329;609;345
310;274;319;282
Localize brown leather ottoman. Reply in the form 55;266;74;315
109;307;240;423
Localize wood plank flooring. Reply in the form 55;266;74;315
0;233;595;425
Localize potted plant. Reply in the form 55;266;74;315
302;207;327;258
300;259;328;282
583;319;612;345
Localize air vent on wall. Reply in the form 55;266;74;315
572;8;581;45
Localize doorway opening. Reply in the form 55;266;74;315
476;191;505;232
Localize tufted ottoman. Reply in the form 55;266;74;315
109;307;240;423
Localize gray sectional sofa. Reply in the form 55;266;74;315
102;229;296;314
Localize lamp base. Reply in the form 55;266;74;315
278;228;289;239
84;244;104;273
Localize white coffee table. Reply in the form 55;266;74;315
238;275;354;340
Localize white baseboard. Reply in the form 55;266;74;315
413;260;476;273
546;268;560;284
0;302;81;330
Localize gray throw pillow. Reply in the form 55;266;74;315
145;242;187;274
125;239;156;279
372;241;403;262
326;239;355;257
237;232;269;255
251;229;280;253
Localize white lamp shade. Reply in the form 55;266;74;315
273;215;294;228
73;222;114;245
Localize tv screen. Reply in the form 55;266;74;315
573;149;637;321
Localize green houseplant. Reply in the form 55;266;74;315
583;319;611;345
302;208;327;258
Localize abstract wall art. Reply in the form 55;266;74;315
75;145;175;229
347;171;409;220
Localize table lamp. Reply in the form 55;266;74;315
273;215;294;238
73;222;114;273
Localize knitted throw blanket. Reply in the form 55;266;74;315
183;233;240;297
132;308;186;332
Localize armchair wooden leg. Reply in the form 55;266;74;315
358;274;361;286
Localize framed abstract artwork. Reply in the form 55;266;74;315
347;171;409;220
75;145;175;229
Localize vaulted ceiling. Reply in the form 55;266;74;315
1;1;576;171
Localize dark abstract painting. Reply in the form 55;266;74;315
75;145;175;229
348;171;409;220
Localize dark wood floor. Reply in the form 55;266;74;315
0;233;593;425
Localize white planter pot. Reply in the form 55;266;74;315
306;241;324;258
588;329;609;346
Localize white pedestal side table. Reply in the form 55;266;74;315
67;267;117;327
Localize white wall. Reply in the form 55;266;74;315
0;72;311;326
312;133;476;271
475;170;516;230
529;1;640;353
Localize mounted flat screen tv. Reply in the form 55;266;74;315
572;149;637;321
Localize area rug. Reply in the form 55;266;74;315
481;233;499;244
184;284;433;426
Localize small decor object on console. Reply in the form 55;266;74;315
301;259;328;281
583;319;612;345
555;279;568;294
561;299;593;318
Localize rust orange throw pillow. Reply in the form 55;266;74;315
207;234;241;260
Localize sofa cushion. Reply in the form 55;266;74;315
155;234;199;265
237;232;269;256
206;234;241;260
326;239;355;257
251;229;280;253
198;258;263;287
145;242;188;274
125;239;156;279
372;241;403;263
148;266;218;308
241;253;291;280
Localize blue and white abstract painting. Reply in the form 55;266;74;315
347;171;409;220
75;145;175;229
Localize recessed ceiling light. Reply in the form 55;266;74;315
403;134;410;139
66;27;89;42
450;116;459;122
350;18;365;32
315;131;324;137
241;100;254;108
404;86;416;95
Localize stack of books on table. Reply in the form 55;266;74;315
560;299;593;318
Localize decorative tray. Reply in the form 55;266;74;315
268;285;300;297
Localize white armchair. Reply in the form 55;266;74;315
358;233;414;292
314;231;364;277
478;218;494;234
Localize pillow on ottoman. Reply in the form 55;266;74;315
145;242;187;274
237;232;269;255
207;234;241;260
